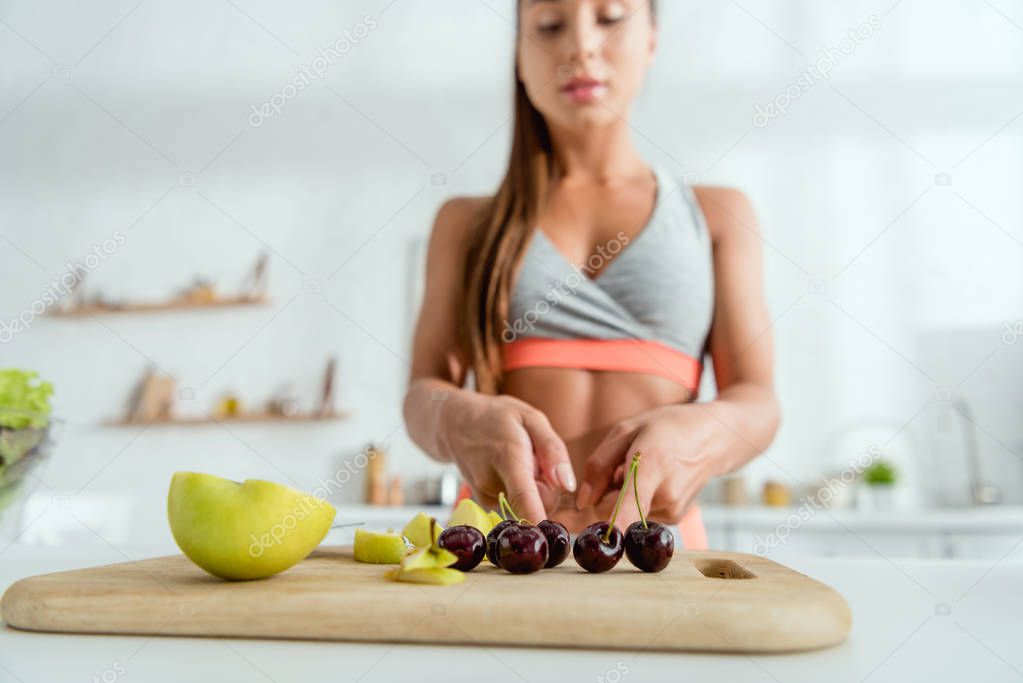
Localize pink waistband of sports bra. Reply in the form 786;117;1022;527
503;338;701;390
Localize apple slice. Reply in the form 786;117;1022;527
167;471;335;581
402;512;441;548
385;542;464;585
447;499;495;536
384;567;465;585
353;529;408;564
402;544;458;572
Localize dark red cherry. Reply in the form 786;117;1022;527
624;521;674;572
537;519;570;568
437;525;486;572
485;519;516;567
572;522;624;573
496;522;548;574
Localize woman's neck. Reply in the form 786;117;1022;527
547;119;648;184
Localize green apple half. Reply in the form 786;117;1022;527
168;471;336;580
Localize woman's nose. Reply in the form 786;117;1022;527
566;17;600;64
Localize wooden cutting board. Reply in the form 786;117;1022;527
1;546;850;653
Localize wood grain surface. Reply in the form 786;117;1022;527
1;547;851;653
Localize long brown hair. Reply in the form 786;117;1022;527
460;2;656;394
460;75;551;395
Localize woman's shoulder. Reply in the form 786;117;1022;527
424;196;493;270
432;195;492;241
690;185;758;242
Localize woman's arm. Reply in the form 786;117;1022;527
688;185;781;471
404;198;575;520
403;197;474;462
576;187;780;527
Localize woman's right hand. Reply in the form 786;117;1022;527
438;392;575;522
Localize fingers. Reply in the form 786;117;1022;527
536;478;561;517
520;409;575;493
497;446;548;523
467;478;501;514
591;460;658;533
472;489;499;513
576;423;635;509
649;477;699;524
615;463;658;532
591;489;619;519
475;466;556;522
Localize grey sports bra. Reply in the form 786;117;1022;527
501;164;715;389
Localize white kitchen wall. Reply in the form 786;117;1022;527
2;0;1023;543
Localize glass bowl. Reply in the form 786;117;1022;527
0;415;56;541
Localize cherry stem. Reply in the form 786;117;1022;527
498;492;520;522
429;517;439;547
603;452;642;544
632;453;647;529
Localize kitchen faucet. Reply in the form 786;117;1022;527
952;397;1001;505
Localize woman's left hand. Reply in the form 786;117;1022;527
574;403;718;529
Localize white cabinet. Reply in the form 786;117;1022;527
933;533;1023;561
720;529;936;561
702;505;1023;560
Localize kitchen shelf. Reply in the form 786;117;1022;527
48;294;269;317
105;410;348;427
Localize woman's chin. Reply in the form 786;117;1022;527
541;103;624;132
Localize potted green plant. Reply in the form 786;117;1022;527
0;369;55;539
858;460;898;510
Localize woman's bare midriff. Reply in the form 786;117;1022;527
501;366;693;532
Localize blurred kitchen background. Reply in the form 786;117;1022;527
2;0;1022;561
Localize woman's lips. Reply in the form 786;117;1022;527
560;78;607;103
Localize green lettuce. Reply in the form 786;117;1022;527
0;369;53;430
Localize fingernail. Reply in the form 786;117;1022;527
576;482;591;508
555;463;577;492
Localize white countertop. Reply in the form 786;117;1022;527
1;543;1021;682
339;503;1023;533
699;503;1023;533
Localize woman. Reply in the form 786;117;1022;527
404;0;779;548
